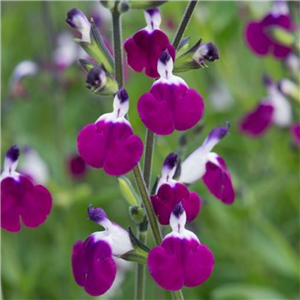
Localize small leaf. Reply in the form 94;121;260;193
128;227;151;253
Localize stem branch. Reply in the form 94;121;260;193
172;0;199;50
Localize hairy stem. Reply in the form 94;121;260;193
172;0;199;50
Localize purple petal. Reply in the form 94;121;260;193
20;177;52;228
182;239;214;287
240;103;274;136
148;236;214;291
72;238;117;296
202;155;235;204
68;154;87;179
245;14;293;59
1;176;52;232
291;123;300;147
138;83;203;135
77;120;143;176
151;183;201;225
148;237;184;290
124;29;175;78
1;177;21;232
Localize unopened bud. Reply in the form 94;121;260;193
129;206;145;224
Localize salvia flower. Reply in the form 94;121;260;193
77;88;143;176
151;153;201;225
290;123;300;148
1;146;52;232
72;206;133;296
66;8;91;43
245;1;293;59
240;75;292;136
67;153;87;180
124;8;175;78
138;50;204;135
148;203;214;291
179;125;235;204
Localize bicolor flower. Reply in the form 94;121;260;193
151;153;201;225
179;125;235;204
66;8;91;43
148;203;214;291
138;50;204;135
290;123;300;148
1;146;52;232
77;88;143;176
72;206;133;296
124;8;175;78
240;75;292;136
245;1;293;59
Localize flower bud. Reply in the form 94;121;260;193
129;206;145;224
174;39;219;73
66;8;91;43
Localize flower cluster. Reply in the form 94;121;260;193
243;1;299;147
65;3;234;297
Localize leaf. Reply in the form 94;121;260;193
117;177;140;206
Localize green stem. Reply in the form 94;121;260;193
143;130;155;188
112;6;124;87
172;0;199;50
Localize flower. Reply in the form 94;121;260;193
148;203;214;291
1;146;52;232
77;88;143;176
245;1;293;59
240;75;292;136
138;50;204;135
66;8;91;43
151;153;201;225
124;8;175;78
179;124;235;204
72;206;133;296
290;123;300;148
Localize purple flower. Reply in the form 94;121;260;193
124;8;175;78
179;125;235;204
151;153;201;225
72;206;133;296
66;8;91;43
245;1;293;59
1;146;52;232
290;123;300;148
148;204;214;291
192;42;219;66
138;50;204;135
240;75;292;136
77;88;144;176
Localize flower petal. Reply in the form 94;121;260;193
291;123;300;147
202;153;235;204
77;120;143;176
1;177;21;232
240;102;274;136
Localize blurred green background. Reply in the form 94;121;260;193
1;1;299;300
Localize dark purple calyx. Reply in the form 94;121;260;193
66;8;82;28
6;145;20;162
163;152;178;170
87;205;107;223
146;8;159;17
173;202;184;218
262;74;273;87
159;49;171;65
117;87;129;103
203;43;219;62
86;67;104;89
